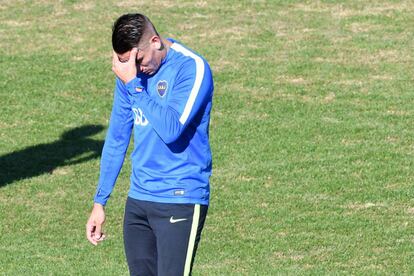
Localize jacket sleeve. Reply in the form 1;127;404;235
94;78;133;206
125;58;213;144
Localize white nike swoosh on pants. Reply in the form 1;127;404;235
170;216;188;223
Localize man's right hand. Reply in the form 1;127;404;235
86;203;106;246
112;48;138;84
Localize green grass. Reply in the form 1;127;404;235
1;0;414;274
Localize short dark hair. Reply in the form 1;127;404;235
112;13;158;54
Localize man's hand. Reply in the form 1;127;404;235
86;203;106;246
112;48;138;84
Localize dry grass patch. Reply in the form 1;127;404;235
371;75;393;80
348;22;379;33
332;2;414;18
2;20;30;27
51;167;72;176
293;2;332;13
386;109;410;116
385;136;399;144
115;0;208;9
345;202;386;210
73;2;95;11
210;58;236;73
334;79;364;86
273;251;305;261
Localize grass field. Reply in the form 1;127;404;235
1;0;414;274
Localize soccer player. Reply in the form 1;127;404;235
85;13;214;276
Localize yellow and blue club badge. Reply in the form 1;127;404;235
157;80;168;97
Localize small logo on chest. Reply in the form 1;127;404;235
157;80;168;97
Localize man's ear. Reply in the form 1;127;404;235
151;36;162;50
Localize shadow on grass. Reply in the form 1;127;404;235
0;124;104;188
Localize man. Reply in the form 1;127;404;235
85;13;214;276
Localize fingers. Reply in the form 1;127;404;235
86;222;106;245
112;51;118;72
86;222;97;246
86;218;105;246
94;223;102;242
128;47;138;65
111;48;138;83
86;204;106;246
96;233;106;242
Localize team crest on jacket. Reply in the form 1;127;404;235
157;80;168;97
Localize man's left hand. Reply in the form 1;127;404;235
112;48;138;84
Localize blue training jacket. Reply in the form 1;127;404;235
94;39;214;206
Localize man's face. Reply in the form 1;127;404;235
116;38;162;75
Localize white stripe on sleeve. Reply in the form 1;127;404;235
171;43;205;125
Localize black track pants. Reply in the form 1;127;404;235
123;197;208;276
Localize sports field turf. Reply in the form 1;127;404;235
1;1;413;274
